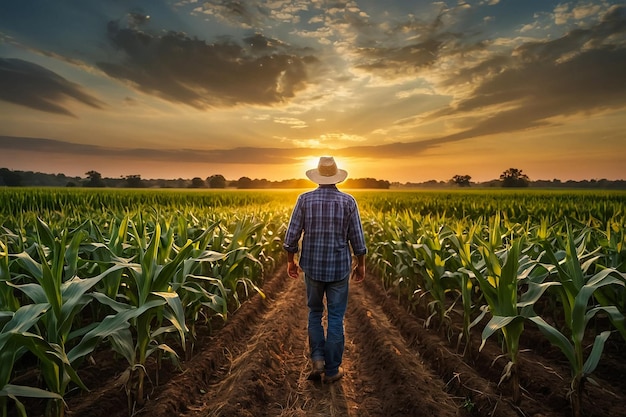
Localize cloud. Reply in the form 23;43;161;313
423;5;626;140
0;58;105;116
345;7;486;80
96;21;319;108
0;133;450;165
193;0;267;28
0;135;307;165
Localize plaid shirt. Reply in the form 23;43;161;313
283;185;367;282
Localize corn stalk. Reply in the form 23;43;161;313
0;304;64;417
92;220;192;412
412;223;460;333
529;225;626;417
446;220;483;359
9;219;129;417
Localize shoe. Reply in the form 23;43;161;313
308;360;324;380
324;367;344;383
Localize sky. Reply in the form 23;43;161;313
0;0;625;183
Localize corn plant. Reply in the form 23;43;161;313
92;220;193;411
593;216;626;331
177;270;229;360
83;215;131;301
529;225;626;417
170;247;229;359
0;304;64;417
362;212;423;303
446;220;483;358
203;216;267;308
459;213;554;405
0;237;20;313
8;219;129;417
412;222;460;333
460;236;524;404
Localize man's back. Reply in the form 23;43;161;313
283;185;366;282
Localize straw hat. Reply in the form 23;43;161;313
306;156;348;184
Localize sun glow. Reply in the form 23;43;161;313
297;155;354;179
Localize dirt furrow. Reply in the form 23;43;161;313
137;268;468;417
174;273;376;417
345;282;462;417
57;264;626;417
181;276;308;416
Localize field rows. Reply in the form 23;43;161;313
1;188;625;417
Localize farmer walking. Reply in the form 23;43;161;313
283;156;367;383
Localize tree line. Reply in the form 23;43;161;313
1;167;625;189
0;169;391;189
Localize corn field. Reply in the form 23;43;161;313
1;188;625;417
360;189;626;416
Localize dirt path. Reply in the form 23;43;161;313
61;265;626;417
130;271;460;417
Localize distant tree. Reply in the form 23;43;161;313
500;168;530;187
207;174;226;188
0;168;22;186
85;170;105;187
189;177;206;188
125;174;144;188
236;176;253;189
273;178;312;188
251;178;270;189
343;178;390;189
451;174;472;187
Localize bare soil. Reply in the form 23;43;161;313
18;265;626;417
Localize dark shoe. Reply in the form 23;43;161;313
324;367;344;383
308;360;324;380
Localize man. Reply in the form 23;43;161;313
283;156;367;383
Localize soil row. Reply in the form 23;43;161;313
53;265;626;417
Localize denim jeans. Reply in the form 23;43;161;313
305;274;349;377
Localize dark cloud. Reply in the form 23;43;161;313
97;23;318;107
0;135;310;165
127;10;151;29
429;5;626;140
0;134;452;165
354;37;447;73
350;11;483;77
0;58;105;116
201;0;267;28
243;33;289;55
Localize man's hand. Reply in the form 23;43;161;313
351;263;365;283
287;260;300;279
286;251;300;279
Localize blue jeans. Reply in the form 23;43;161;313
305;274;349;377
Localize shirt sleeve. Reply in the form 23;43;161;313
283;196;304;253
348;203;367;256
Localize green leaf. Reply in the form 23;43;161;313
572;272;624;343
585;306;626;340
6;282;47;304
0;384;64;400
480;315;523;351
153;240;194;291
64;229;88;280
13;251;43;282
0;303;49;337
90;292;132;313
582;331;611;375
154;292;187;350
564;224;585;291
35;217;55;251
518;281;560;309
108;328;136;365
67;313;131;364
528;315;577;371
